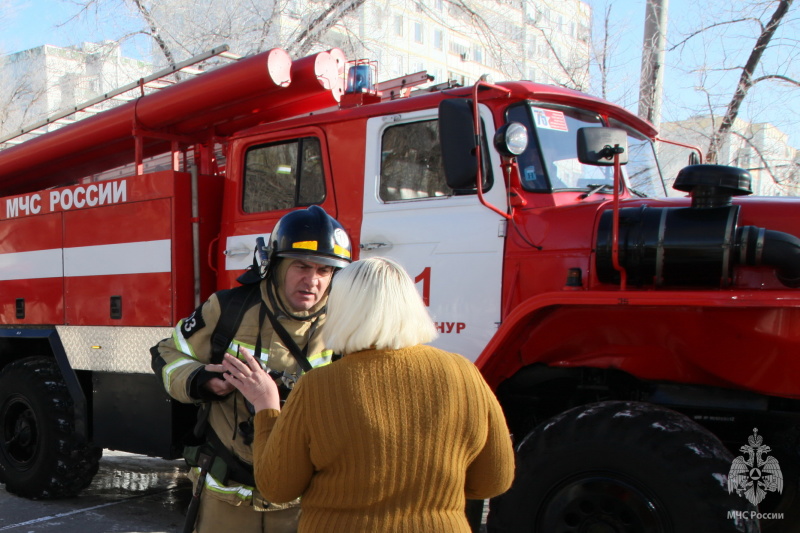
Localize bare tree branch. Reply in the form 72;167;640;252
729;130;800;195
246;0;279;55
129;0;177;68
0;54;50;142
450;0;588;90
731;130;778;182
288;0;367;57
599;4;611;99
447;0;510;74
706;0;794;163
752;73;800;86
668;18;759;52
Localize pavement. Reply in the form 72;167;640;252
0;450;490;532
0;450;191;532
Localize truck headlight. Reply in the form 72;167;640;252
494;122;528;157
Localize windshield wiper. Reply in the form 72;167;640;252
579;183;614;200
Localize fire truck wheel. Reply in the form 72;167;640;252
0;356;102;499
487;400;759;533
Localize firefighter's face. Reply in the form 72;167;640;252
282;259;334;311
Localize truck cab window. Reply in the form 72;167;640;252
380;120;451;201
507;104;548;191
243;137;325;213
380;119;493;201
607;118;666;197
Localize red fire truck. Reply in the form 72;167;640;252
0;45;797;532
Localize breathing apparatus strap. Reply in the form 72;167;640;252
209;283;262;364
260;299;314;373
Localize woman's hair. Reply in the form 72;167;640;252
323;257;437;354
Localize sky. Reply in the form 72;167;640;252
0;0;142;57
1;0;797;147
586;0;799;147
2;0;92;53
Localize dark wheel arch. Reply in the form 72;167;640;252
488;400;760;533
0;356;102;498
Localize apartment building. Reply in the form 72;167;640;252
660;116;800;197
276;0;591;90
0;40;152;144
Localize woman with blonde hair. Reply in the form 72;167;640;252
215;257;515;532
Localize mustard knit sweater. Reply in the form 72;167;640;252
253;344;515;532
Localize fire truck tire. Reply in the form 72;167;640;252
0;356;102;499
487;400;759;533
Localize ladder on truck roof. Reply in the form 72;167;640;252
0;45;241;149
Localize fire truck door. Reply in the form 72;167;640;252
221;132;333;288
360;107;505;362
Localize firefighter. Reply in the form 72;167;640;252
150;205;352;533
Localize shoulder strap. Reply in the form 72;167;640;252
261;301;315;373
210;284;263;364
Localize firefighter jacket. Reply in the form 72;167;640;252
151;267;332;508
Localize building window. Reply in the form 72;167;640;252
394;15;404;37
735;149;752;169
536;8;549;23
449;41;468;59
473;46;483;64
447;70;466;85
578;24;590;42
434;28;444;50
414;21;424;44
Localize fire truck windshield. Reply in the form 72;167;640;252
608;117;667;197
507;102;665;197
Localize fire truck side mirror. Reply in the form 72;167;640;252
577;127;629;166
438;98;480;190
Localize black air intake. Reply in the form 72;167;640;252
737;226;800;288
673;164;752;208
596;204;740;286
595;164;800;288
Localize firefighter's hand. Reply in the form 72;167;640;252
217;351;281;412
202;375;236;397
